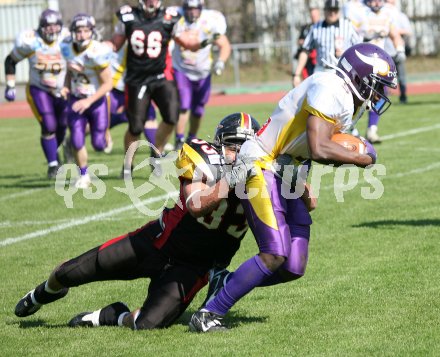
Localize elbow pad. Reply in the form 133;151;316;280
5;55;17;75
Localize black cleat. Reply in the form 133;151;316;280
189;310;227;332
200;268;231;308
175;138;185;151
68;312;95;327
15;289;42;317
47;165;61;179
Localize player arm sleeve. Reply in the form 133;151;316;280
4;54;17;75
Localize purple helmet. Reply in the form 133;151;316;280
70;13;95;48
183;0;204;23
365;0;384;13
336;43;397;115
38;9;63;43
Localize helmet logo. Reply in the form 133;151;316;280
355;50;389;76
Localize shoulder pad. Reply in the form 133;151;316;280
117;5;136;23
177;141;223;183
16;30;37;49
163;7;182;24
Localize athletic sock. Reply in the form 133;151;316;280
98;302;130;326
33;281;69;304
368;111;380;127
79;166;88;176
205;255;273;316
144;128;157;146
41;136;58;164
175;133;184;144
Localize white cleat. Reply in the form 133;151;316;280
366;126;381;144
74;174;92;189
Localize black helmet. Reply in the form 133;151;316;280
214;112;260;147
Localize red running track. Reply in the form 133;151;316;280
1;81;439;119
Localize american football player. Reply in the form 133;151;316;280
3;9;69;178
110;0;205;179
13;113;261;330
189;43;396;332
106;42;158;155
172;0;231;150
357;0;405;142
60;13;113;189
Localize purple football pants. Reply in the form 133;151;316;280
27;85;68;164
241;169;312;274
173;69;211;117
27;85;68;142
68;96;109;151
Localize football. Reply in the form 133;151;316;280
331;133;367;154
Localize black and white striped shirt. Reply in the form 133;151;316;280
302;18;361;71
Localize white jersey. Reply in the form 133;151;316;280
242;72;355;164
343;0;368;33
358;7;397;54
61;39;112;98
11;28;70;96
111;44;128;92
172;8;227;81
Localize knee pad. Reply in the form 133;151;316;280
92;137;106;151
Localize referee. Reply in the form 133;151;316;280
292;0;361;87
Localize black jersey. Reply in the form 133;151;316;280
116;5;181;85
153;140;248;270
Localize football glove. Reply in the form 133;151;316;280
361;137;377;164
4;84;16;102
223;156;257;188
213;60;225;76
200;33;220;48
394;51;406;63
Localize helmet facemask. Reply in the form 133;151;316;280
70;14;96;51
214;113;260;165
139;0;162;17
38;10;63;43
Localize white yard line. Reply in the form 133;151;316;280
380;123;440;141
0;191;179;247
320;161;440;191
0;188;46;202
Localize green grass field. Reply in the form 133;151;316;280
1;94;440;356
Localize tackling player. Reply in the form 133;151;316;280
190;43;397;332
4;9;69;179
60;14;113;189
110;0;209;178
13;113;261;330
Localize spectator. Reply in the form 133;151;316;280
293;0;361;88
172;0;231;150
292;3;321;83
3;9;69;179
